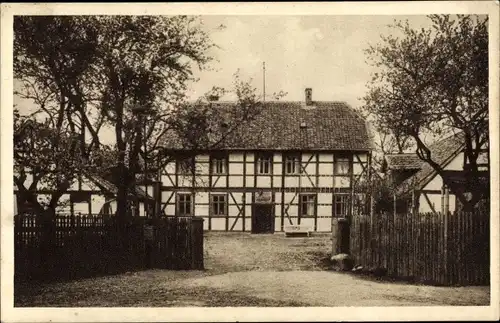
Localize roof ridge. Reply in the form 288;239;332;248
198;100;350;104
160;98;372;151
385;153;419;156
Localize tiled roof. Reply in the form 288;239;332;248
385;154;423;170
161;101;373;151
397;132;465;193
85;172;153;201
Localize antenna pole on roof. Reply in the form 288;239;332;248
263;61;266;104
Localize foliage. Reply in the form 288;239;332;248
354;174;403;214
14;16;105;213
14;16;276;217
363;14;488;210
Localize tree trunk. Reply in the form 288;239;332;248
115;161;130;250
40;207;56;274
116;161;129;219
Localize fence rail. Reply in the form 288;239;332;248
15;213;204;282
350;210;489;286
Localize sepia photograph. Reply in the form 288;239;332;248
1;1;499;322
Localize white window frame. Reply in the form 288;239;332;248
284;154;300;175
299;194;316;217
334;155;351;175
256;153;272;175
211;156;227;175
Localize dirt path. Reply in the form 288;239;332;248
179;271;490;306
15;233;490;307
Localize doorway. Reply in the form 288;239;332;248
251;204;274;233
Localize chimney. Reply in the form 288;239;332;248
305;88;312;106
208;94;219;102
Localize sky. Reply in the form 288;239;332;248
14;15;435;145
185;15;433;107
15;15;435;113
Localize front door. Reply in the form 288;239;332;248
252;204;274;233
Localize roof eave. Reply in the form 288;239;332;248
415;142;466;190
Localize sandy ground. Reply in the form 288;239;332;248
181;271;490;306
15;232;490;307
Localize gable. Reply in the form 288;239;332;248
397;133;465;193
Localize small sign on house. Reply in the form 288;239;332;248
254;191;272;204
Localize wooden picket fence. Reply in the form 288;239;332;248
146;216;204;270
350;209;490;286
15;213;204;282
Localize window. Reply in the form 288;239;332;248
176;157;194;175
256;153;272;174
299;194;316;217
211;194;227;216
334;155;351;175
177;193;192;216
284;154;300;174
334;194;350;217
211;155;227;175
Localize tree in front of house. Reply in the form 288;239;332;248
13;16;104;216
362;14;488;211
14;16;273;219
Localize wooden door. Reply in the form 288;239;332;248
252;204;274;233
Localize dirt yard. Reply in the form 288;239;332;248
14;232;490;307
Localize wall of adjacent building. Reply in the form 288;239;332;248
418;149;488;214
14;172;110;216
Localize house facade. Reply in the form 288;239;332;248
385;132;489;214
157;89;373;233
14;170;152;217
14;118;153;217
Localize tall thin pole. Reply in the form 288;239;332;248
144;114;148;217
263;61;266;103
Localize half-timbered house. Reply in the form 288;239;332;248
13;119;153;217
158;88;373;233
384;132;489;214
13;170;153;217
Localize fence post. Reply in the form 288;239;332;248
40;209;56;275
411;190;416;215
443;209;449;285
340;218;350;254
370;195;375;266
393;194;396;220
332;218;340;255
444;187;450;215
332;217;350;255
191;217;204;270
153;180;162;217
440;186;445;214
